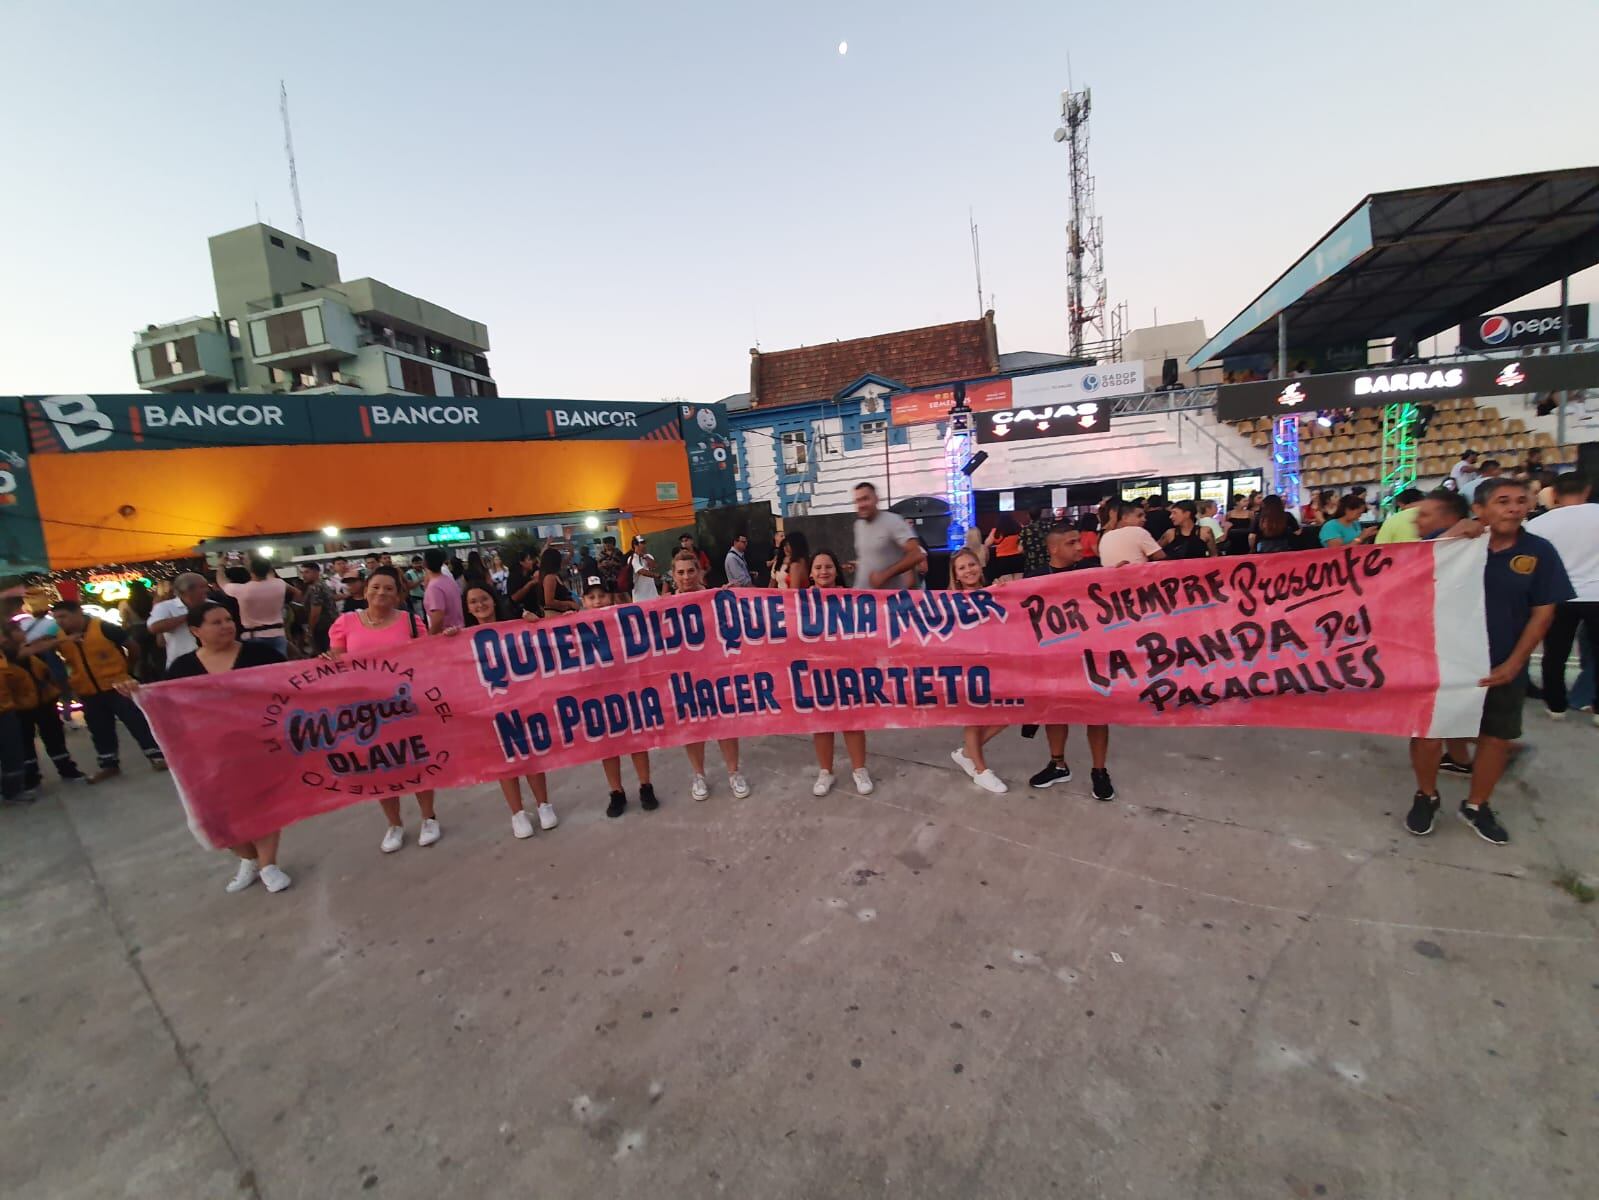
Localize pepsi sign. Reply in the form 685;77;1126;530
1459;305;1588;351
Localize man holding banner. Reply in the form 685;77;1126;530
1407;477;1571;845
1025;527;1116;801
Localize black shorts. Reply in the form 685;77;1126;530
1479;680;1525;741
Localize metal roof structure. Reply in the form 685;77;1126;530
1188;167;1599;368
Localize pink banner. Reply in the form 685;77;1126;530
138;542;1488;849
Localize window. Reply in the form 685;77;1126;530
780;430;808;474
295;246;311;262
860;418;887;448
269;235;285;248
225;318;241;349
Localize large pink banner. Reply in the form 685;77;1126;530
138;542;1489;849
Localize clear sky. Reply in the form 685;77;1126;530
2;0;1595;402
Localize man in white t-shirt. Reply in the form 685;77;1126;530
1526;472;1599;719
627;535;661;600
147;572;211;667
1097;501;1168;568
1449;450;1481;495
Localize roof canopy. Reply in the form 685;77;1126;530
1189;168;1599;368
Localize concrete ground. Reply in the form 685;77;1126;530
2;710;1596;1200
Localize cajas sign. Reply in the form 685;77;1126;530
976;402;1109;444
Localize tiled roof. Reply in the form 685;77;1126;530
750;312;999;408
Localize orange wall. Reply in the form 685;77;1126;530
31;439;695;567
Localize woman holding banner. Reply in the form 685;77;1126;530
117;602;292;894
328;566;457;854
671;552;751;801
947;548;1008;793
808;549;873;797
464;584;557;838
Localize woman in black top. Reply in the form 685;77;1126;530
1222;494;1253;555
1250;495;1301;553
1159;500;1215;559
539;546;579;615
117;602;292;895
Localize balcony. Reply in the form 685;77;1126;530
247;297;361;369
132;322;234;391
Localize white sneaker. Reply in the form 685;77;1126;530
691;774;710;801
813;769;835;797
225;859;259;893
418;817;442;847
259;864;292;893
381;825;405;853
729;772;751;799
537;802;558;830
972;769;1008;794
852;768;875;796
511;809;535;839
951;748;977;778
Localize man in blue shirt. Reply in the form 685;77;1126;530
1407;477;1573;845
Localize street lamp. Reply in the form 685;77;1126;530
583;515;600;531
321;525;340;538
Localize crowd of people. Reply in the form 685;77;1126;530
2;467;1593;898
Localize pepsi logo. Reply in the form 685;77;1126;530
1479;315;1511;345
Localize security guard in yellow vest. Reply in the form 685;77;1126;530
1;623;84;788
40;602;166;782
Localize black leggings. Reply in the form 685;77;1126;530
1543;601;1599;714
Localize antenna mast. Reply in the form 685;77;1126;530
969;209;985;318
1054;86;1110;360
280;81;305;238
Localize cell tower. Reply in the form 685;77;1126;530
280;81;305;238
1053;87;1111;360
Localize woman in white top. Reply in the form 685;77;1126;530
628;535;661;600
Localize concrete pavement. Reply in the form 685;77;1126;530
2;713;1596;1199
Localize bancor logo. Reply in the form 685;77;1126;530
369;404;481;426
1353;368;1464;396
1479;315;1511;345
35;396;114;450
554;408;638;429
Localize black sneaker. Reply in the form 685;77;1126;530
1405;791;1440;836
605;790;627;819
1459;801;1508;845
1090;768;1116;802
639;783;659;812
1029;760;1072;789
1439;755;1472;775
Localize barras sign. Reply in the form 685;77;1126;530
1214;351;1599;422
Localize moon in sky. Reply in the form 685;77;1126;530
838;41;848;55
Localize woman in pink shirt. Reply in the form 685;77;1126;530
328;566;458;854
